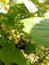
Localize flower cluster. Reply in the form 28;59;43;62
0;0;9;13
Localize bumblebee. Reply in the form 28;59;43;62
14;32;31;49
15;39;25;50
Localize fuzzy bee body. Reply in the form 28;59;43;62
15;39;25;50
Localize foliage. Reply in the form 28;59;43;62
0;0;49;65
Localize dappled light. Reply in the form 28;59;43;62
0;0;49;65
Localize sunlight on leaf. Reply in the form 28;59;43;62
19;17;43;33
19;17;49;47
44;11;49;17
38;0;45;3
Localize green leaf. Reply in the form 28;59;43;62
19;17;49;47
0;38;30;65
